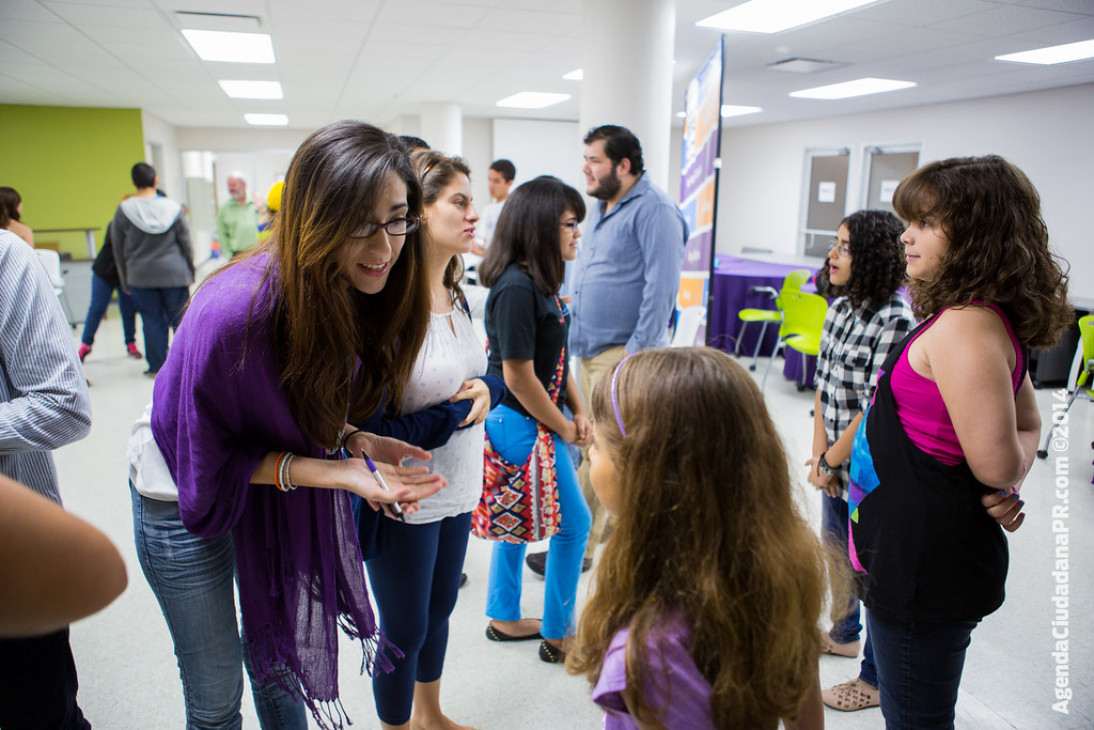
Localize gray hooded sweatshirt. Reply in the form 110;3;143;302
112;196;194;289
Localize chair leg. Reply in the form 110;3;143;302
734;322;749;357
760;339;784;392
1037;386;1084;458
749;322;771;371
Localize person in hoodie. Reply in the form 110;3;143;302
112;163;195;376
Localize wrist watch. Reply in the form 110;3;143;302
817;451;836;476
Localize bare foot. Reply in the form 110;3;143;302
489;618;541;638
410;714;479;730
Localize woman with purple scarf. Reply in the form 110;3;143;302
134;121;446;729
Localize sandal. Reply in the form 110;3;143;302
824;635;861;657
822;678;880;711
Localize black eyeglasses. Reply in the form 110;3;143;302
560;221;581;232
351;216;421;239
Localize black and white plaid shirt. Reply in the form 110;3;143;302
815;292;915;486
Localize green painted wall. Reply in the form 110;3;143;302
0;105;145;259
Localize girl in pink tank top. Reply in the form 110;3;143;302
849;155;1071;729
889;302;1024;465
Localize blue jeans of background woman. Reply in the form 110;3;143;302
822;492;878;687
128;285;189;374
484;405;591;640
81;272;138;348
867;610;978;729
131;484;306;730
365;512;472;725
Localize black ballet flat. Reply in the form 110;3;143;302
485;622;542;642
539;639;566;664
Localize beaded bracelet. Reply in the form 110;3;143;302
274;451;290;492
282;453;297;491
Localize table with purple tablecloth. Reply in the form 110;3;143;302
708;256;820;386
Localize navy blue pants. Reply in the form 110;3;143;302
365;512;472;725
0;629;90;729
129;285;189;374
868;610;979;729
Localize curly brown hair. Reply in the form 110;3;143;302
893;155;1070;348
829;210;907;310
568;347;825;728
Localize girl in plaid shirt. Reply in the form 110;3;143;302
806;210;914;713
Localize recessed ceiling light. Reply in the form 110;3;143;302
995;39;1094;65
182;29;275;64
563;68;583;81
697;0;883;34
721;105;763;117
496;92;571;109
245;113;288;126
790;77;916;99
218;80;283;99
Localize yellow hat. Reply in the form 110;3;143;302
266;181;284;212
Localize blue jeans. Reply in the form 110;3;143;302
485;405;591;639
822;493;878;687
128;285;189;373
867;610;979;729
81;272;138;347
130;484;306;730
366;512;472;725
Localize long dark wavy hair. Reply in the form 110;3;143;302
207;120;430;448
893;155;1070;348
478;175;584;295
413;149;471;302
568;347;826;728
0;187;22;228
828;209;907;310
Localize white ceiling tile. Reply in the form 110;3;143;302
42;2;165;28
931;5;1087;35
375;2;490;29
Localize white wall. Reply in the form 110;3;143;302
492;118;584;199
714;83;1094;301
141;111;182;202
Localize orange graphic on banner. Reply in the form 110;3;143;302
677;277;705;310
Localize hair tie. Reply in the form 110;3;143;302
610;354;634;437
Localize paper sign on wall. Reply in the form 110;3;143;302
879;179;899;204
817;181;836;203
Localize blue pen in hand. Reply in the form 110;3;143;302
362;452;406;521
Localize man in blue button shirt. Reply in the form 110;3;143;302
526;125;687;576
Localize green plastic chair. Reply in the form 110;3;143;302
735;269;811;371
761;290;828;392
1037;314;1094;458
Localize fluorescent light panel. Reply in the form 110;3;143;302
790;77;915;99
721;104;763;117
218;80;283;99
562;68;583;81
995;39;1094;65
496;92;570;109
697;0;882;34
182;29;275;64
245;113;288;126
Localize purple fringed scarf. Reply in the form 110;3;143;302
234;481;401;728
153;254;401;728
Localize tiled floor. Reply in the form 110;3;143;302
57;312;1093;728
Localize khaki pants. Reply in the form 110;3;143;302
576;345;627;561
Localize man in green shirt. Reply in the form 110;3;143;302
215;173;258;258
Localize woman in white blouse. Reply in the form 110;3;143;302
360;150;502;730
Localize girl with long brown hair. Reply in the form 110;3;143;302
359;149;504;730
134;121;444;728
848;154;1070;727
569;347;825;729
